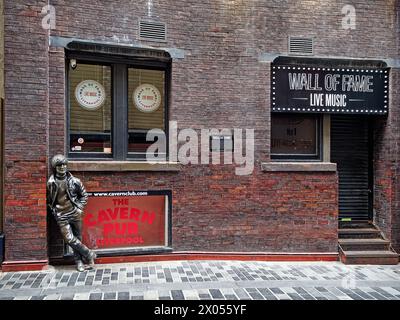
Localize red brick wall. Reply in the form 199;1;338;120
3;1;49;261
3;0;400;262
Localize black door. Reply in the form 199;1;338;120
331;115;372;220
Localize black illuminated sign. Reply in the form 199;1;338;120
271;65;389;115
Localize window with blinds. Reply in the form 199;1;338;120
67;56;169;160
69;63;112;154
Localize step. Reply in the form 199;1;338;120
339;238;390;251
338;228;382;239
339;220;372;229
340;250;399;265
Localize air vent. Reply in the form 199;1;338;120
139;20;167;42
288;37;314;55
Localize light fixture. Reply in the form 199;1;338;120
70;59;77;69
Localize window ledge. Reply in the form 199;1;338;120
261;162;337;172
68;161;182;172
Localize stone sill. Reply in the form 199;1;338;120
68;161;182;172
261;162;337;172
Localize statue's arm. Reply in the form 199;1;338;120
75;179;88;210
46;181;55;215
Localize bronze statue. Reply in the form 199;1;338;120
47;154;96;272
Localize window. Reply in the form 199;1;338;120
67;54;169;160
271;114;321;160
69;63;112;154
128;68;165;156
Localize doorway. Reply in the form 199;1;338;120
331;115;372;221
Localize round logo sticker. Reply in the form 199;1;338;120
133;84;161;113
75;80;106;110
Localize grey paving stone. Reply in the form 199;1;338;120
287;293;304;300
104;292;116;300
60;294;75;300
85;276;94;286
12;283;22;289
352;289;375;300
1;261;400;301
209;289;224;299
171;290;185;300
270;287;284;294
257;288;278;300
337;288;363;300
367;290;388;300
372;287;396;298
89;293;102;300
118;292;130;300
233;288;251;300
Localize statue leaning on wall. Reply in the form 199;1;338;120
47;154;96;272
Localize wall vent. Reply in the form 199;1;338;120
139;20;167;42
288;37;314;55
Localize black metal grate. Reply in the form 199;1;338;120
288;37;314;55
139;20;167;42
331;115;370;220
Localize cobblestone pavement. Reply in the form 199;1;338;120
0;260;400;300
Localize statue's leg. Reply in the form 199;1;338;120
70;218;83;263
59;222;95;264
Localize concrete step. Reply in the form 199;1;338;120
338;228;382;239
339;220;372;229
340;250;399;265
338;238;391;251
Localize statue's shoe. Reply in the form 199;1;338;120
87;251;97;265
76;261;85;272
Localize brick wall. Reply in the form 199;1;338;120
374;67;400;253
47;0;397;256
3;0;49;261
3;1;400;262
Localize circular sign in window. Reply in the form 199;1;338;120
75;80;106;110
133;84;161;113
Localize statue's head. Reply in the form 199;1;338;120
51;154;68;176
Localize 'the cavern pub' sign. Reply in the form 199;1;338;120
81;190;171;251
271;65;389;115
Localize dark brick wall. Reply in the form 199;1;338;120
3;1;400;262
3;1;49;261
374;67;400;253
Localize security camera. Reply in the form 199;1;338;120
70;59;77;69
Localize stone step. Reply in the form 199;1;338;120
338;238;391;251
340;250;399;265
338;228;382;239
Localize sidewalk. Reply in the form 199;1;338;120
0;260;400;300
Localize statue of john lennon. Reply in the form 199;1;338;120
47;154;96;272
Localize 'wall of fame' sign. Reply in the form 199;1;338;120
271;65;389;115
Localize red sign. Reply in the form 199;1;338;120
82;195;167;250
